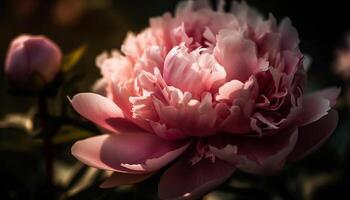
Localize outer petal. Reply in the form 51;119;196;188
71;134;115;171
297;87;340;126
71;132;190;174
209;127;298;175
158;157;235;200
296;95;331;126
288;109;338;161
70;93;139;133
311;87;341;107
279;18;299;50
100;172;153;188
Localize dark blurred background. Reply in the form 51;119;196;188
0;0;349;199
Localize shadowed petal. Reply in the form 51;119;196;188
288;109;338;161
214;29;258;82
72;132;190;174
100;172;153;188
70;93;140;133
158;157;235;200
279;18;299;50
297;87;340;126
209;127;298;175
297;95;330;126
71;134;114;171
312;87;341;107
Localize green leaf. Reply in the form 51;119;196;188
62;44;87;73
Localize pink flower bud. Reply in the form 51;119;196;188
5;35;62;91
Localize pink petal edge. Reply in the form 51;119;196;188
100;172;153;188
288;109;338;161
70;93;141;133
72;132;190;174
158;157;235;200
209;127;298;175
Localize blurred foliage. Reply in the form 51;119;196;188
1;0;350;200
62;44;87;73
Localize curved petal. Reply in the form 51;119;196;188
70;93;140;133
158;157;235;200
312;87;341;107
163;45;226;98
100;172;153;188
279;18;299;50
209;127;298;175
288;109;338;161
153;88;217;138
296;95;330;126
215;80;244;101
297;87;340;126
72;132;190;174
216;77;258;134
214;29;258;82
71;134;114;171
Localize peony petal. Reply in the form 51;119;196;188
297;87;340;127
209;127;298;175
216;77;258;134
70;93;140;133
296;95;330;126
72;132;190;174
288;109;338;161
150;121;188;140
214;29;259;82
71;134;115;171
158;157;235;200
100;172;153;188
153;88;217;138
311;87;341;107
279;18;299;50
163;45;226;98
216;80;244;101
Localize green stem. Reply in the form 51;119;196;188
38;95;54;191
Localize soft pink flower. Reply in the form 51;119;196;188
5;34;62;91
71;1;340;199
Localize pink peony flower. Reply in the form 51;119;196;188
70;1;340;199
5;35;62;91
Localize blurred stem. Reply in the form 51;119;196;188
45;115;99;133
38;94;54;193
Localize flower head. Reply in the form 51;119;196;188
5;35;62;91
71;1;339;199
